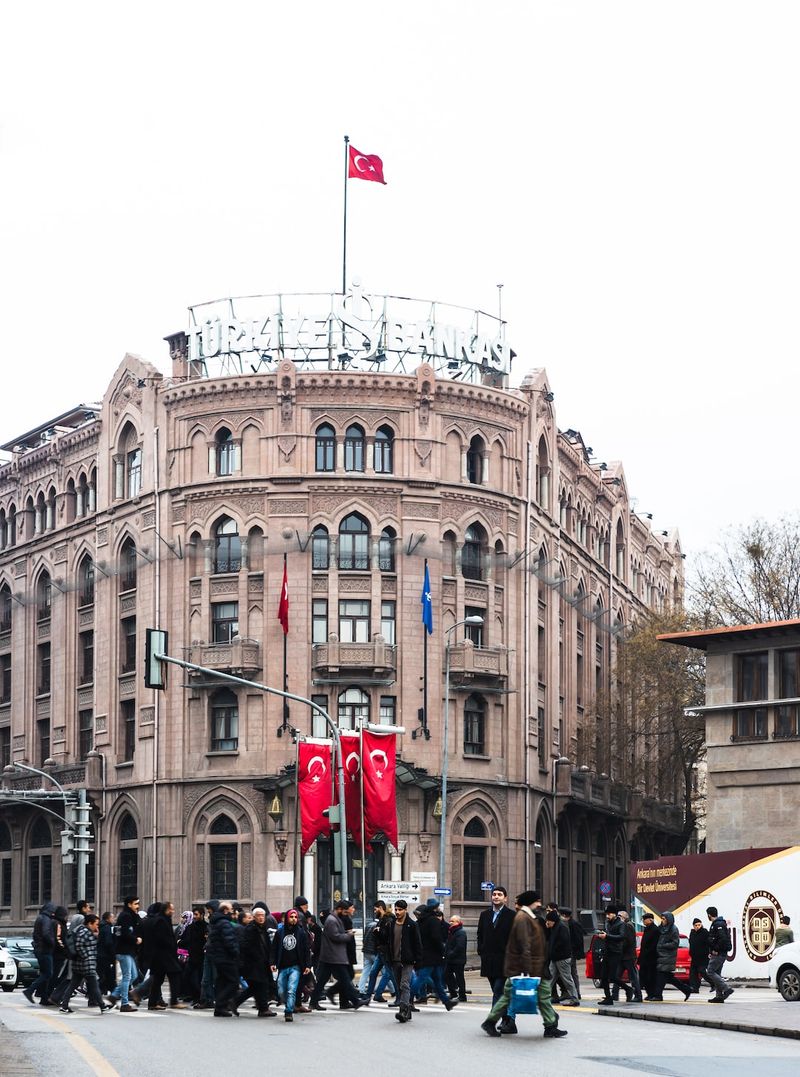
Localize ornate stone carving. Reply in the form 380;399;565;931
111;372;143;418
14;559;26;577
95;715;107;733
406;502;439;520
77;687;93;707
210;578;239;596
140;706;155;724
37;621;51;642
248;575;263;593
120;592;137;614
119;675;136;700
418;833;432;862
414;441;432;467
277;436;296;462
338;575;371;593
142;509;156;529
381;576;397;594
36;698;50;719
312;576;328;593
96;527;108;547
190;580;202;599
54;544;68;563
273;832;289;863
172;502;186;523
79;607;94;628
269;499;306;515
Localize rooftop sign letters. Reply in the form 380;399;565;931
185;286;511;383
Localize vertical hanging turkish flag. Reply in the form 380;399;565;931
362;729;398;848
298;740;332;855
339;731;363;847
348;145;387;184
278;559;289;635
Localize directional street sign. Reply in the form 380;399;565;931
376;880;420;894
480;881;495;891
433;887;452;896
411;871;437;886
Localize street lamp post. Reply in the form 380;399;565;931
438;615;484;892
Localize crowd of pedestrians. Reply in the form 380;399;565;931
18;887;741;1037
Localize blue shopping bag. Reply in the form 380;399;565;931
508;975;540;1017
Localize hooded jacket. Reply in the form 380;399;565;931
114;904;141;956
656;913;680;973
708;916;731;956
32;902;57;954
207;910;240;964
416;905;447;967
272;921;310;971
445;923;467;966
72;922;98;976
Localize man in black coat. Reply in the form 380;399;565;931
613;909;642;1003
598;905;632;1005
386;899;422;1023
561;908;584;1000
147;902;186;1010
412;900;456;1008
476;886;516;1005
545;909;579;1004
637;911;659;1000
445;915;468;1002
688;917;710;994
207;902;241;1017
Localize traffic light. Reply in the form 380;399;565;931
144;629;168;690
61;829;75;864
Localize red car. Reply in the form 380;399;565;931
585;931;691;986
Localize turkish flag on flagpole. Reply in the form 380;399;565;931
338;731;364;847
298;740;332;855
278;559;289;635
362;729;398;848
348;145;387;184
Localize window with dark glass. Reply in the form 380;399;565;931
338;514;370;570
120;616;137;674
311;693;329;739
466;436;485;485
735;651;768;739
379;528;396;572
37;717;49;765
79;630;94;685
37;643;51;695
118;814;138;901
537;706;546;769
379;695;396;726
464;607;484;646
28;817;52;906
79;556;95;606
442;532;457;576
380;601;396;645
311;526;330;570
215;428;236;476
339;600;370;643
463;695;486;755
210;690;239;751
37;573;52;620
0;585;12;632
374;426;394;473
0;822;11;906
777;649;799;737
127;448;142;498
121;700;136;761
79;709;93;760
463;817;487;901
211;602;239;644
119;540;137;591
0;726;9;769
462;525;484;581
337;686;369;730
344;424;365;472
312;600;328;644
213;517;242;573
315;424;336;472
0;653;10;704
209;814;238;899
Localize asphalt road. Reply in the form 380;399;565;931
2;990;800;1077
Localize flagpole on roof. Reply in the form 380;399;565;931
342;134;350;294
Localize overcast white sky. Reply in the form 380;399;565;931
1;1;797;562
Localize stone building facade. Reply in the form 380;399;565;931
660;619;800;852
0;297;686;925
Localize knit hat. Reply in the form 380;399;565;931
516;890;538;907
426;897;440;908
294;896;309;908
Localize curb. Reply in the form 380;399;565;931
595;1006;800;1041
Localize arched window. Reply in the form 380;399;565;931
115;422;143;500
213;516;241;574
6;504;16;547
78;555;95;607
35;492;46;535
247;526;264;573
36;571;52;621
536;435;550;507
462;816;487;901
374;425;394;474
337;686;369;730
28;817;52;906
119;538;137;592
315;423;336;472
46;486;56;531
0;509;6;551
379;527;396;572
77;473;89;518
557;818;571;905
494;541;506;587
615;518;626;581
215;428;237;477
466;436;485;485
442;531;457;576
311;526;330;571
534;814;548;895
338;513;370;571
65;479;76;524
0;582;11;633
0;821;11;907
208;813;239;899
118;813;139;901
462;524;485;581
210;689;239;752
344;424;366;473
463;694;487;755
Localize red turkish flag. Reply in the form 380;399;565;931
298;740;332;855
348;145;386;184
338;731;364;847
362;729;398;848
278;560;289;635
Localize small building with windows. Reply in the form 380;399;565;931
0;291;686;925
660;619;800;851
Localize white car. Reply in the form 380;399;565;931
0;947;17;992
768;941;800;1002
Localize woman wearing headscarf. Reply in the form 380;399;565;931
180;906;208;1003
653;913;691;1001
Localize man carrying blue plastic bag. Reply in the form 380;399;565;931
480;891;567;1040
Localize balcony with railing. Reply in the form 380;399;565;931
446;640;508;689
189;638;262;677
312;638;397;680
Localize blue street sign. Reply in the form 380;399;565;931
480;881;495;891
434;887;452;896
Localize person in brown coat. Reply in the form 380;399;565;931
480;890;567;1039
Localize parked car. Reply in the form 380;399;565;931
0;938;38;989
0;946;18;992
768;941;800;1002
585;931;691;986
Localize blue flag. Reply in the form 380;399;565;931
421;563;433;635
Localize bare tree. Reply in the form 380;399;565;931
691;516;800;625
612;609;706;840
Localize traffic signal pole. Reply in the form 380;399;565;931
146;645;350;900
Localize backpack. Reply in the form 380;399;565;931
64;928;79;959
